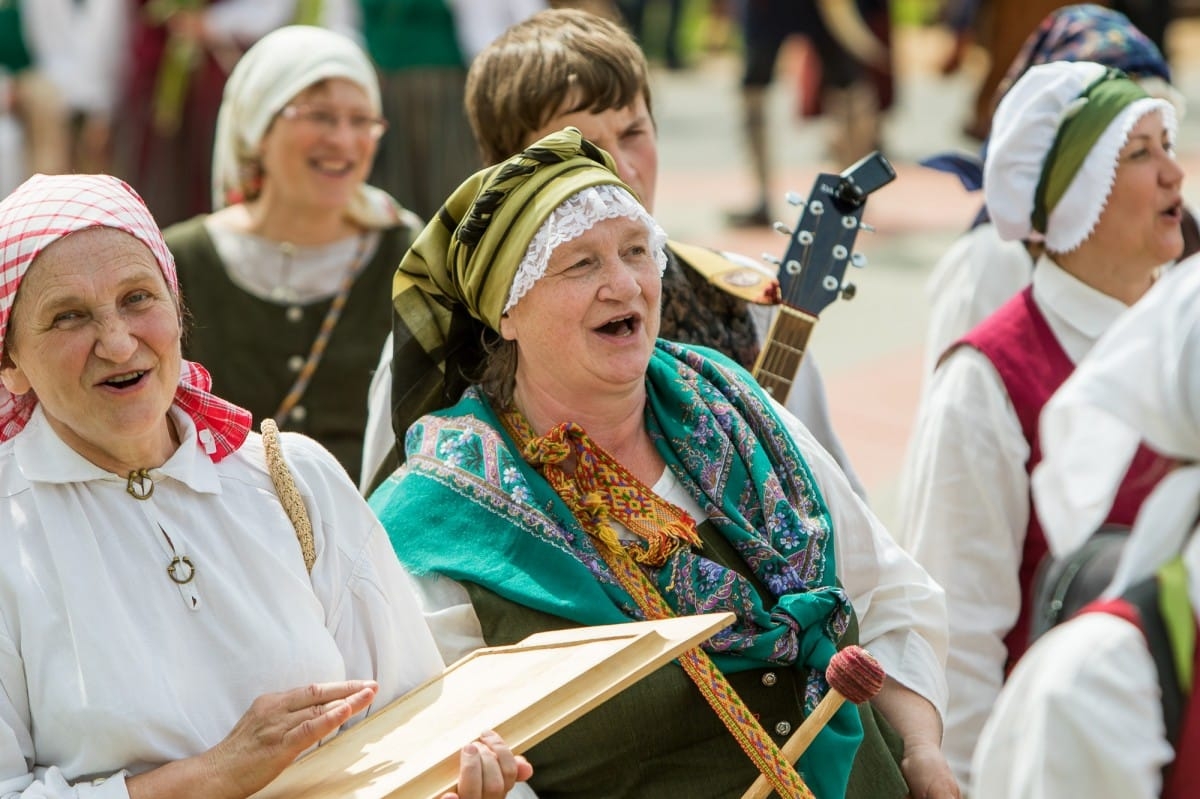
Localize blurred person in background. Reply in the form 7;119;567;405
18;0;128;175
951;1;1073;141
360;0;544;222
726;0;893;228
897;60;1183;791
0;0;72;182
920;4;1194;376
166;25;420;484
116;0;298;228
616;0;688;69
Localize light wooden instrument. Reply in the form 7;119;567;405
251;612;734;799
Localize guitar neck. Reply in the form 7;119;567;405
751;306;819;403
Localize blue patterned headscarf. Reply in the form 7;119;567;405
997;4;1171;102
922;4;1173;194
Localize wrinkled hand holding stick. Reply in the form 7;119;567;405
740;646;886;799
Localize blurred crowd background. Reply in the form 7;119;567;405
5;0;1199;522
2;0;1196;231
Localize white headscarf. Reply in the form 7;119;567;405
1033;258;1200;595
985;60;1175;253
211;24;399;229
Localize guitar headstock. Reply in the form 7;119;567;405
770;151;895;316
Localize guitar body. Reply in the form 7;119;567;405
752;151;896;401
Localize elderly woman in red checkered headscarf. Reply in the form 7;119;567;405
0;173;529;799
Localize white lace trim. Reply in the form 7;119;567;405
503;184;668;314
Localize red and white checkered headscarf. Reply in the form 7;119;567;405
0;173;251;460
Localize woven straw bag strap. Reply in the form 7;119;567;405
260;418;316;573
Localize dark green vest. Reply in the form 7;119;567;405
464;522;907;798
0;1;31;73
167;217;412;482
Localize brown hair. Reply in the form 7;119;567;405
465;8;653;166
477;335;518;408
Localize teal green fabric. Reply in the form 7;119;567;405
359;0;464;71
0;2;31;73
372;340;863;798
1032;70;1148;234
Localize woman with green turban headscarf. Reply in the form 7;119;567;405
372;126;955;799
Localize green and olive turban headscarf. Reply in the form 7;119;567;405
394;126;642;332
388;127;651;447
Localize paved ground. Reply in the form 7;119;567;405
647;22;1200;528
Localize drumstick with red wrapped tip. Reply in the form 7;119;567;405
740;646;886;799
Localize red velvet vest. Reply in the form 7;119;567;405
1087;598;1200;797
958;287;1172;667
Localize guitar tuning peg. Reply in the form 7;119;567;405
841;281;857;300
858;221;876;233
785;191;805;207
850;252;868;268
772;221;793;236
761;253;781;266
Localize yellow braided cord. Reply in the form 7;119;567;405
599;544;814;799
260;419;316;573
272;235;369;424
501;409;813;797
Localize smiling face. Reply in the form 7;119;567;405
498;214;662;407
1084;111;1185;271
257;78;379;215
526;96;659;212
0;228;182;471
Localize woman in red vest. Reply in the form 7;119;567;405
896;59;1183;791
973;254;1200;798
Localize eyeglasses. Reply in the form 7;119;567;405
279;104;388;141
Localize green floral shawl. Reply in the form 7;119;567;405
371;341;863;797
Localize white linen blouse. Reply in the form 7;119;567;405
896;256;1131;788
0;406;444;798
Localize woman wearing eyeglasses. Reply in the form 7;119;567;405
164;25;419;483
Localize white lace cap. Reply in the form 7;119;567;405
503;184;668;314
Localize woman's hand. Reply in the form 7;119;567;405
203;680;379;798
440;730;534;799
125;680;378;799
900;739;961;799
871;677;961;799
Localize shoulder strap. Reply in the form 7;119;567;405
272;233;372;425
260;419;316;573
1122;558;1192;748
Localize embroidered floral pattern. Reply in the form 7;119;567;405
389;343;850;710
